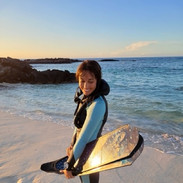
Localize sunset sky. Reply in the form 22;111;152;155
0;0;183;59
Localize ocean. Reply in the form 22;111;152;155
0;57;183;155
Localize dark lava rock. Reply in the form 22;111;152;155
0;57;76;84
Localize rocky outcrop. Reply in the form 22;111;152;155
0;57;76;84
99;59;119;62
24;58;81;64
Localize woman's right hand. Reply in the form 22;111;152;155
60;169;74;179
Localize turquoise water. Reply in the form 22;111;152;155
0;57;183;155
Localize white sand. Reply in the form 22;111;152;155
0;111;182;183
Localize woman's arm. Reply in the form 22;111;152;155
67;96;106;169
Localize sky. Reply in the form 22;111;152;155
0;0;183;59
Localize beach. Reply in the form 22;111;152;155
0;111;182;183
1;57;183;156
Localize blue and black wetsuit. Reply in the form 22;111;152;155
67;79;110;183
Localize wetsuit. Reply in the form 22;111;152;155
67;79;110;183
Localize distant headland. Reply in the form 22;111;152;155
24;57;82;64
99;59;119;62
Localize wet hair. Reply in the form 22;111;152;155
76;60;102;83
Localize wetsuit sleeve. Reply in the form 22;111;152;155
67;97;106;169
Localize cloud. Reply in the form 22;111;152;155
125;41;158;51
110;41;158;56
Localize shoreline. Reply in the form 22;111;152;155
0;111;182;183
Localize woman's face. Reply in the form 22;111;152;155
79;71;97;96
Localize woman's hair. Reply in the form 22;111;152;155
76;60;102;82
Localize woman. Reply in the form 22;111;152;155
62;60;110;183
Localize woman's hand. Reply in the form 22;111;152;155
62;146;74;179
66;145;73;157
60;169;74;179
